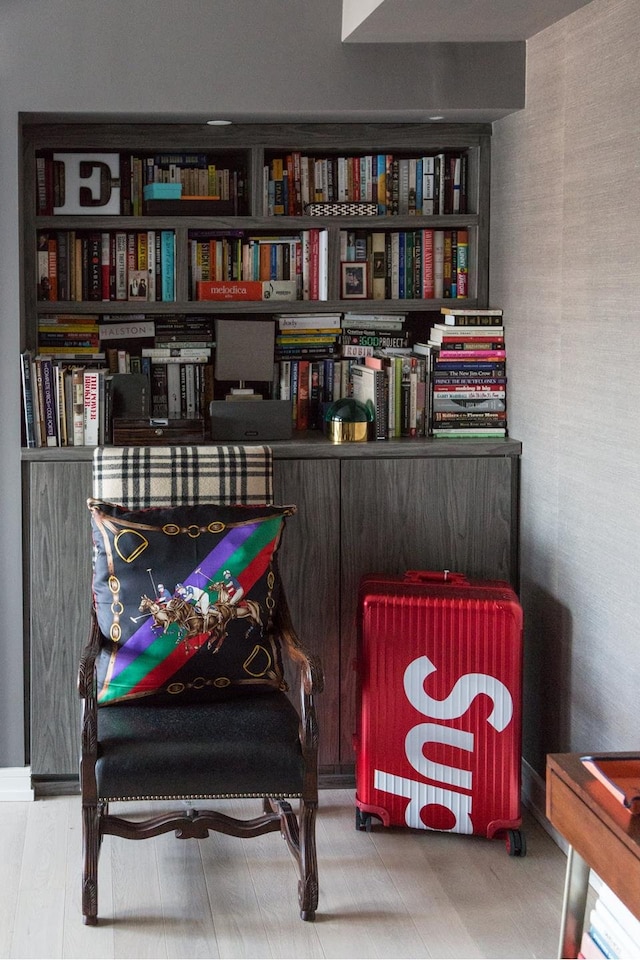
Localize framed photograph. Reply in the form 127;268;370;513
341;261;368;299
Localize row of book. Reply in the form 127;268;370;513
36;229;176;303
20;349;214;448
36;151;248;217
23;308;510;445
419;306;507;437
340;228;469;300
580;882;640;958
272;311;429;437
265;151;468;216
190;228;328;301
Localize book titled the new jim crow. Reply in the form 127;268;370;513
581;754;640;814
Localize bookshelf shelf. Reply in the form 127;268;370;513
21;117;491;448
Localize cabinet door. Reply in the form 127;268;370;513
340;455;518;765
273;458;341;772
29;461;93;776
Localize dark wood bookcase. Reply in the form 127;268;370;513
20;117;492;442
19;117;520;786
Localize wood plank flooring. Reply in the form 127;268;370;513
1;789;575;959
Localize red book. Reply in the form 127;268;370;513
296;360;310;430
438;349;506;360
101;232;111;301
196;280;263;301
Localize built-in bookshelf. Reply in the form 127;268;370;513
20;118;491;448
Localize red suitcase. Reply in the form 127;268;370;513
354;570;525;855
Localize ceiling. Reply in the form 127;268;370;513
342;0;595;43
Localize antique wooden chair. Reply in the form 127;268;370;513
78;445;322;924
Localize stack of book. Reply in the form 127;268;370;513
420;307;507;438
582;883;640;958
37;314;101;358
273;313;342;430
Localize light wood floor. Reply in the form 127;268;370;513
1;789;574;960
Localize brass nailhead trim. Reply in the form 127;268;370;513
100;791;303;802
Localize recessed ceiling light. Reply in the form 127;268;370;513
207;119;232;126
428;115;445;121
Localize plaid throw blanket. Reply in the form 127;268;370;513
92;445;273;507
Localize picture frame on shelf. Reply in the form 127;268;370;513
341;262;368;299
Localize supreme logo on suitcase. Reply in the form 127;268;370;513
355;570;525;852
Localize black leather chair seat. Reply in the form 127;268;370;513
95;692;304;800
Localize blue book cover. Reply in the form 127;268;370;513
161;230;175;302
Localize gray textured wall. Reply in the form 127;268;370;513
491;0;640;775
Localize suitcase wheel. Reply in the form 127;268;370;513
355;809;373;832
505;828;527;857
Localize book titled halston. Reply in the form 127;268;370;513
196;280;298;302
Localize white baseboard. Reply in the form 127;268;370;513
0;766;35;801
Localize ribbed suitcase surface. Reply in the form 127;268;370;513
355;571;523;844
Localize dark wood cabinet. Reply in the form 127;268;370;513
25;440;520;780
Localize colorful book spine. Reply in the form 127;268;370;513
160;230;175;302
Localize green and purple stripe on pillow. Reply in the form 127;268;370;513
88;500;294;705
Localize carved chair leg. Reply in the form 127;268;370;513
82;803;101;925
298;799;319;921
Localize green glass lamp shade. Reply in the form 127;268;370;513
324;398;373;443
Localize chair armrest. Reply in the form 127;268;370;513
78;606;102;700
275;592;324;697
274;592;323;777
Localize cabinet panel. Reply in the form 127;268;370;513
273;459;341;772
29;460;92;775
26;450;519;780
339;456;517;765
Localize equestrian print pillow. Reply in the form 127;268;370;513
88;499;295;705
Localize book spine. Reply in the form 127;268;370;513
437;349;506;359
83;369;100;445
72;367;85;445
100;232;111;301
456;229;469;298
39;357;58;446
20;352;37;448
151;363;169;417
160;230;175;302
421;229;434;299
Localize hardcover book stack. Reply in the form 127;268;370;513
273;313;342;430
581;883;640;958
422;307;507;438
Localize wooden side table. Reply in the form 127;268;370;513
546;752;640;958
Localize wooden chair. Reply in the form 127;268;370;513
79;445;323;924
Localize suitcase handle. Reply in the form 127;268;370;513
404;569;468;585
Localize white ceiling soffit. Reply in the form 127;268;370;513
342;0;596;43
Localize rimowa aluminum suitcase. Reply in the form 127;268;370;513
354;570;525;855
